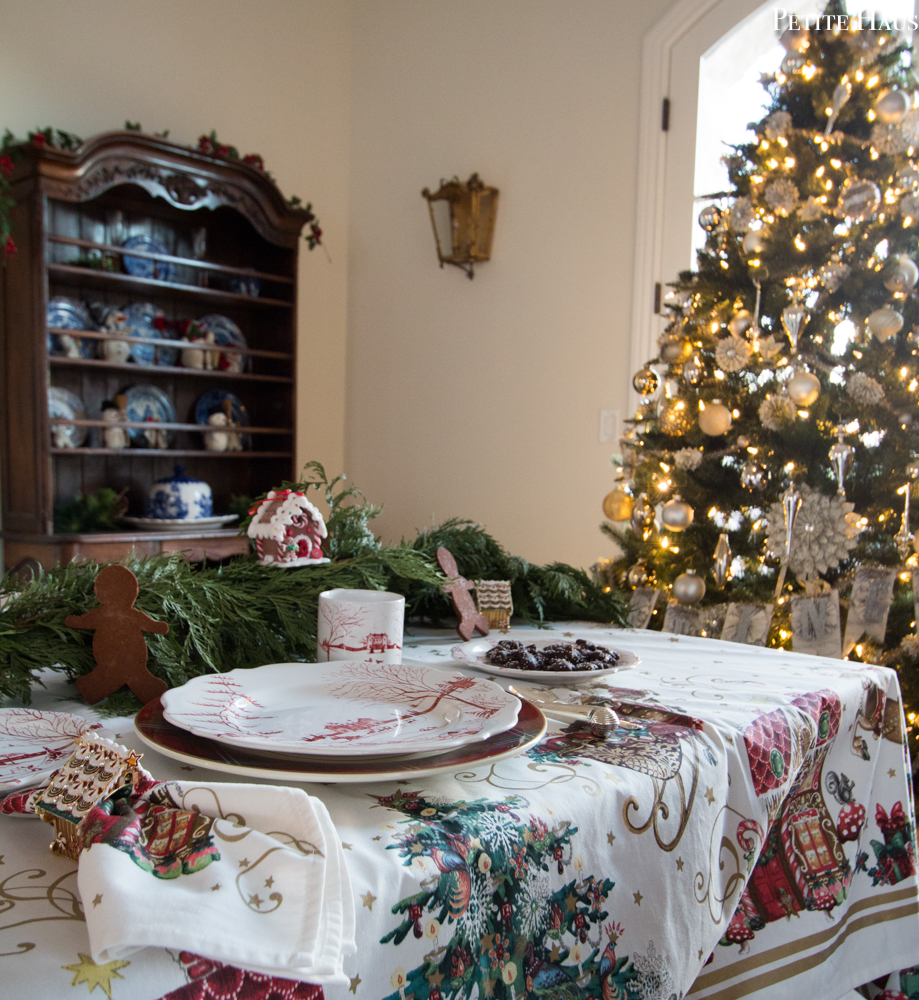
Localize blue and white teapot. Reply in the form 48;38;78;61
145;466;213;520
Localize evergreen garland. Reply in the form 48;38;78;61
0;464;627;707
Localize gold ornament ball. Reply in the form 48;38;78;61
661;496;694;531
658;399;694;436
698;400;733;436
632;367;661;396
728;310;753;337
660;338;692;364
742;230;766;255
626;563;649;588
603;487;634;522
672;571;706;605
786;370;821;407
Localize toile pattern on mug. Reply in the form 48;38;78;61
316;589;405;664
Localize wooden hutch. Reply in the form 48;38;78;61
0;131;311;569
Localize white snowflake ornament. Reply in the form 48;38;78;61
715;336;752;372
759;393;798;431
846;371;885;405
765;484;856;580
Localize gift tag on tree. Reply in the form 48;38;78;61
721;602;773;646
627;587;659;629
843;567;897;656
661;602;703;637
791;591;842;659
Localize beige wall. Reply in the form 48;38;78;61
0;0;352;479
0;0;681;571
347;0;676;568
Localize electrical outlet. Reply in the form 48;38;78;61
599;409;619;444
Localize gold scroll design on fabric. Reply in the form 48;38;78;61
0;864;83;957
694;806;763;926
622;737;699;851
175;785;323;916
455;755;603;796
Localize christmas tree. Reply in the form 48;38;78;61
601;2;919;775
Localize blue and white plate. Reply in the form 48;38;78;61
197;314;247;372
48;387;88;447
122;383;176;447
121;235;176;283
115;303;179;366
46;297;95;358
194;389;250;427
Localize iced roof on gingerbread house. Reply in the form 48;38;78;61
247;489;330;567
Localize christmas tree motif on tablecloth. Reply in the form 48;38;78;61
374;791;641;1000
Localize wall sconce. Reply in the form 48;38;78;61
421;173;498;279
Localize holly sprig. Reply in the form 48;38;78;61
0;123;324;262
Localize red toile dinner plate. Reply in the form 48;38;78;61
134;698;547;784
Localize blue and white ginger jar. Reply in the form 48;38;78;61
145;466;213;520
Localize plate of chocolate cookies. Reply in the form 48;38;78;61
450;636;639;684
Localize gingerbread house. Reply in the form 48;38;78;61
247;489;331;567
475;580;514;630
32;731;143;861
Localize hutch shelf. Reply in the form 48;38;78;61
0;131;312;570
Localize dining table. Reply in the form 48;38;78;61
1;622;917;1000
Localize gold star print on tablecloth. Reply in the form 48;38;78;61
889;768;897;777
676;858;684;871
429;970;445;987
61;954;130;999
361;891;377;910
92;894;103;907
607;831;616;845
705;787;716;805
349;975;361;993
634;891;643;905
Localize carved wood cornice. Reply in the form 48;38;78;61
22;132;310;248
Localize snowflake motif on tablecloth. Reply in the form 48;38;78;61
846;370;885;404
715;336;751;372
758;393;797;431
765;483;856;579
631;939;676;1000
374;791;640;1000
765;178;799;216
674;448;703;471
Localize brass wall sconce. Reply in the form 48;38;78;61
421;173;498;279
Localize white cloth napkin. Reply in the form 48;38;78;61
77;778;355;985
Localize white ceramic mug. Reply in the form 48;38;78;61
316;589;405;664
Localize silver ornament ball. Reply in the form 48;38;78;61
633;367;661;396
742;229;767;255
682;356;703;385
884;255;919;294
661;496;695;532
740;462;767;490
867;306;904;343
672;571;706;605
698;205;723;232
875;89;911;125
626;562;649;588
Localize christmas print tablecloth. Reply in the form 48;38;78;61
1;624;916;1000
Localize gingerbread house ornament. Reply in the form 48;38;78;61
247;489;331;567
32;731;143;862
475;580;514;630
